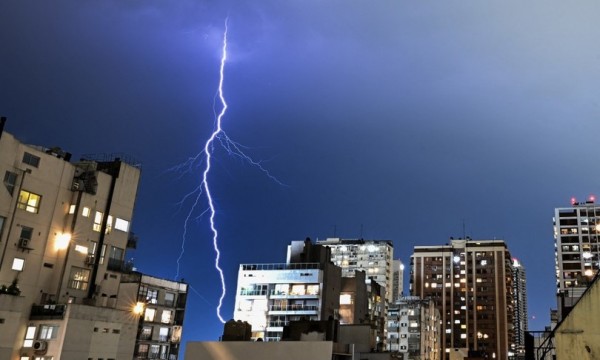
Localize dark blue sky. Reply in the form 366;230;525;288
2;0;600;344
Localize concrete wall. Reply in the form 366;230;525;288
555;277;600;360
185;341;334;360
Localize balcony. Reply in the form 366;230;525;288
268;304;318;315
30;304;67;320
269;290;319;299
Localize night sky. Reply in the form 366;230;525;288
2;0;600;346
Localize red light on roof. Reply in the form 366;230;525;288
590;195;596;202
571;197;577;205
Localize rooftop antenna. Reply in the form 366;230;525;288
462;219;466;239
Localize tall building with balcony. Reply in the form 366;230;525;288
316;238;394;304
553;197;600;320
387;296;440;360
233;239;341;341
0;119;145;359
512;258;527;359
117;273;187;360
411;239;514;360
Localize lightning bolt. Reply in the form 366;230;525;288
173;18;285;324
201;17;229;324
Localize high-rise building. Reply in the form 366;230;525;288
0;121;142;359
387;296;441;360
392;259;404;302
233;239;342;341
411;238;514;360
118;272;188;360
553;197;600;319
512;258;527;359
316;238;394;303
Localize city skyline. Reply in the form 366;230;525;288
2;0;600;347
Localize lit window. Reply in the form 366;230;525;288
461;333;467;339
18;190;41;213
446;329;451;334
12;258;25;271
82;207;90;217
115;218;129;232
93;211;103;232
3;171;17;195
159;327;169;341
74;245;88;254
290;285;306;295
68;267;90;290
340;294;352;305
480;260;487;266
306;284;319;295
146;289;158;304
144;308;156;322
38;325;59;339
23;326;36;347
22;152;40;167
106;215;113;233
161;309;173;324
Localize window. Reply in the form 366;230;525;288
137;344;149;356
149;345;160;359
23;326;36;347
68;267;91;290
18;190;41;213
144;308;156;322
12;258;25;271
146;289;158;304
140;326;152;340
82;207;90;217
159;327;169;342
109;246;124;261
68;204;76;214
89;241;106;264
165;292;175;307
22;152;40;167
340;294;352;305
115;218;129;232
106;215;113;233
0;216;5;242
74;245;87;254
38;325;59;339
19;226;33;248
161;310;173;324
93;211;103;232
3;171;17;195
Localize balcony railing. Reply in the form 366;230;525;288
269;304;318;312
30;304;67;320
241;263;321;271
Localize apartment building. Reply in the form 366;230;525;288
316;238;394;304
0;118;167;359
118;273;187;360
411;239;514;360
233;240;341;341
512;258;527;359
387;296;440;360
553;197;600;319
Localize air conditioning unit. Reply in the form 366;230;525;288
18;238;29;248
85;255;95;265
33;340;47;351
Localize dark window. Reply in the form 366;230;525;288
3;171;17;195
22;152;40;167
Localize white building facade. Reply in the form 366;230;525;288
553;198;600;319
